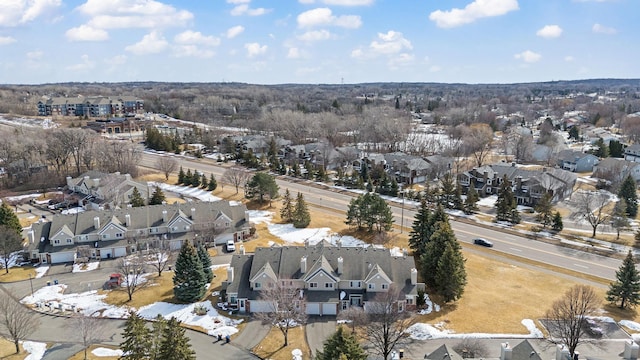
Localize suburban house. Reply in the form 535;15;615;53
37;95;144;117
223;242;424;315
27;201;250;264
352;152;439;185
458;163;577;205
66;171;150;210
624;144;640;163
556;150;599;172
593;158;640;184
85;117;144;134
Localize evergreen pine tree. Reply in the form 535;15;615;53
618;175;638;218
149;186;166;205
177;166;185;184
129;187;145;207
552;211;564;232
292;162;301;177
421;220;456;288
535;193;554;228
369;193;394;233
612;199;631;240
191;172;200;187
409;200;431;258
463;181;479;214
197;243;214;283
158;317;196;360
0;202;21;236
607;250;640;309
149;315;167;360
200;174;208;189
120;312;151;360
293;192;311;228
453;183;464;211
439;172;456;209
173;242;206;303
495;175;518;223
280;189;294;223
185;169;193;186
207;174;217;191
435;240;467;303
315;326;367;360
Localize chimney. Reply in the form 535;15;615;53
625;341;639;360
556;345;570;360
411;268;417;285
337;257;343;274
300;256;307;274
511;162;516;167
227;266;234;283
162;210;168;223
240;245;245;255
125;214;131;227
501;342;512;360
84;175;89;181
125;174;131;180
93;216;100;230
28;230;34;244
191;207;196;219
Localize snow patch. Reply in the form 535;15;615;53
138;301;242;337
406;318;543;340
247;210;273;224
292;348;303;360
72;261;100;273
620;320;640;331
23;341;47;360
34;266;49;278
149;182;220;202
92;347;124;357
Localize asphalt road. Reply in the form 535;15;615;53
139;151;623;282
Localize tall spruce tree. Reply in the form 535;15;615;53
173;242;206;303
184;169;193;186
535;193;554;228
552;211;564;232
439;172;456;209
280;189;294;223
607;250;640;309
177;166;185;184
197;243;214;283
129;187;145;207
315;326;367;360
200;174;208;189
149;186;166;205
158;317;196;360
618;175;638;218
463;181;479;214
421;220;456;288
293;192;311;228
409;200;431;258
435;240;467;303
0;202;21;236
495;175;518;223
149;315;166;360
120;312;151;360
207;174;217;191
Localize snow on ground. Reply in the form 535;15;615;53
292;348;303;360
4;193;42;202
211;264;229;270
121;273;151;287
620;320;640;331
390;247;404;257
418;293;440;315
92;347;124;357
150;182;220;202
247;210;273;224
23;341;47;360
476;195;498;208
138;301;242;337
34;266;49;278
267;223;368;247
406;319;544;340
61;207;84;215
73;261;100;273
21;284;131;318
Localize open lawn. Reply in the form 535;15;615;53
0;338;26;360
252;327;310;360
0;267;36;283
68;345;120;360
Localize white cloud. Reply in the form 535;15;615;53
172;45;215;58
65;25;109;41
174;30;220;46
66;54;95;71
227;0;250;3
245;42;267;57
388;53;415;69
297;7;362;29
321;0;374;5
536;25;562;38
287;47;302;59
429;0;519;28
26;51;43;60
230;4;271;16
77;0;193;30
226;25;245;39
298;0;315;3
0;0;62;26
592;23;617;34
514;50;541;63
370;31;412;55
564;55;574;62
297;29;332;41
125;31;169;55
104;55;127;66
350;48;364;58
0;36;17;45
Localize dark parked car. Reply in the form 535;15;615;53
473;238;493;247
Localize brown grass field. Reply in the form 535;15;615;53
0;267;36;283
68;345;120;360
252;326;310;360
0;338;30;360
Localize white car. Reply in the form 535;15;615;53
226;240;236;252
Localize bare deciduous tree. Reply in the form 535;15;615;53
0;225;23;274
70;313;104;360
0;292;40;354
222;166;251;194
569;190;612;237
453;338;489;359
463;124;494;167
148;248;174;277
118;254;149;301
156;156;178;181
337;306;367;333
254;280;307;347
364;286;416;360
545;285;600;359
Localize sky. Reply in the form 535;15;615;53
0;0;637;85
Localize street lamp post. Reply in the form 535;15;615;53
28;273;34;297
400;190;405;234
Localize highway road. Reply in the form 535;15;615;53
139;152;622;282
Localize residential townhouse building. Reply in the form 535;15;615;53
37;95;144;117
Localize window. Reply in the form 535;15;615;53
54;240;60;244
66;239;72;244
382;284;389;290
325;283;334;289
350;281;361;288
116;233;123;238
254;282;261;289
368;284;375;290
309;282;318;288
184;226;190;231
102;234;108;239
407;298;414;305
398;302;404;312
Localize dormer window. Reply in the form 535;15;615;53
368;284;375;290
382;284;389;290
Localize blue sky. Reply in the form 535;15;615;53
0;0;636;85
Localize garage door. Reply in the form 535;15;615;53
306;303;320;315
249;300;272;313
50;252;75;264
321;303;337;315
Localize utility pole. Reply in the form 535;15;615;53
400;190;405;234
28;273;34;297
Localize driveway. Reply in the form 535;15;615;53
234;319;271;350
305;316;336;357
